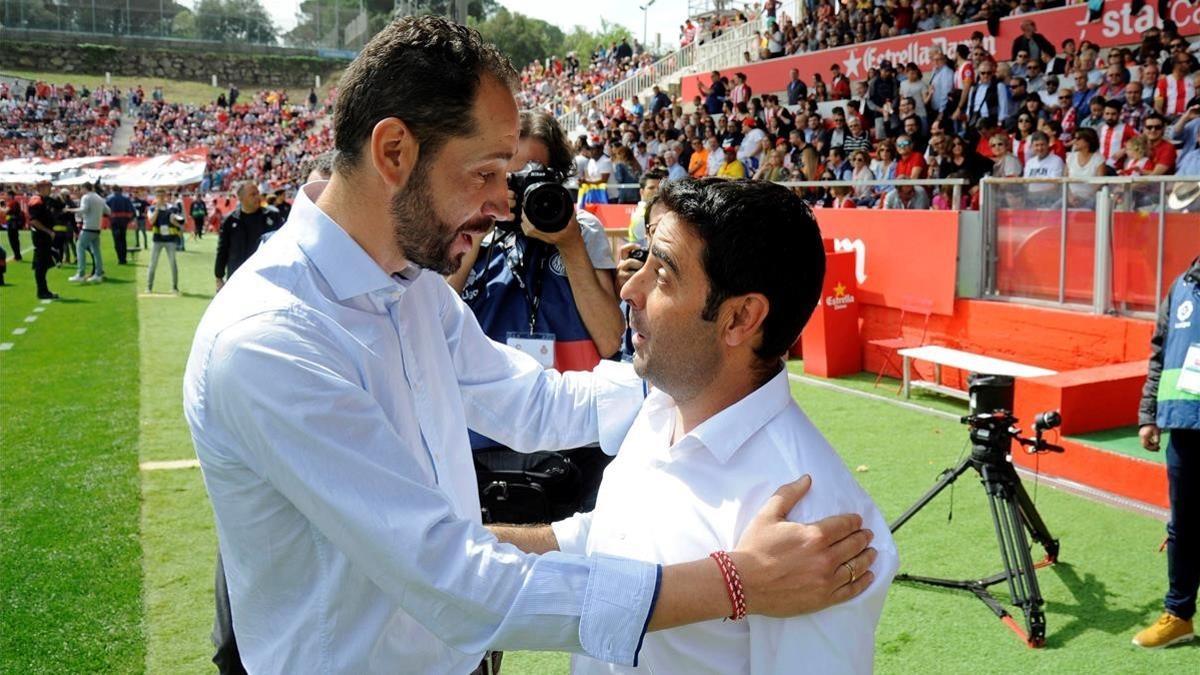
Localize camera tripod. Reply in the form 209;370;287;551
889;429;1060;647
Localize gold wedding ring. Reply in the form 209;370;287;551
842;560;857;584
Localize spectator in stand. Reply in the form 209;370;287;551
1141;63;1162;105
698;71;727;115
1100;99;1138;170
1078;96;1107;134
827;147;852;181
737;117;768;168
966;62;1010;128
1099;62;1128;101
1123;82;1155;131
1158;53;1198;119
706;137;725;177
830;63;851;100
843;115;872;155
895;135;927;179
661;149;688;183
787;68;808;105
1066;128;1104;207
951;44;976;126
990;134;1023;177
1049;38;1076;76
1143;114;1177;175
937;135;991;188
611;145;641;204
1023;131;1066;205
649;85;671;116
717;144;747;179
1120;135;1153;176
687;138;708;178
848;150;875;205
882;184;930;209
1011;20;1055;65
928;51;955;119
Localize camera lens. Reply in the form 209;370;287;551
523;183;574;233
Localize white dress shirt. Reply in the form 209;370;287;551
184;182;660;674
553;368;899;674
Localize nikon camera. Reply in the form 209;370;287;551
497;162;574;234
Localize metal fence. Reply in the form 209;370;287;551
979;175;1200;318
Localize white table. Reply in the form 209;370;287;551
897;346;1057;400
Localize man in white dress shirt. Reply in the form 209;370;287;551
185;17;878;675
493;179;898;673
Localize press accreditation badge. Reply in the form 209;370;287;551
1178;343;1200;396
507;332;556;369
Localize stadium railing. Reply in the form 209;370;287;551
980;175;1200;318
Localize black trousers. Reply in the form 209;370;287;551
111;222;129;264
32;243;52;295
5;226;19;260
1166;428;1200;621
212;551;248;675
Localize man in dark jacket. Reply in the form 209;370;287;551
1011;20;1056;65
1135;255;1200;649
214;181;282;291
106;185;135;264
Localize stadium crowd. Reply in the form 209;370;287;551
563;17;1200;210
0;80;120;160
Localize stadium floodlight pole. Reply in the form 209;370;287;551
640;0;657;50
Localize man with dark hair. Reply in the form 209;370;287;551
3;189;25;261
187;16;875;675
506;179;898;673
1011;20;1055;65
629;168;667;245
698;70;726;115
189;193;209;241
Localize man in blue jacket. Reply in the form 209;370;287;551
1136;255;1200;648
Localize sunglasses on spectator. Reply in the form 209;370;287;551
1145;124;1164;130
897;140;912;147
1058;95;1071;100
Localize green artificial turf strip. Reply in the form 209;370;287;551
0;237;145;672
0;69;326;108
136;235;224;672
1069;425;1168;465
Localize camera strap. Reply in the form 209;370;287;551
505;238;549;334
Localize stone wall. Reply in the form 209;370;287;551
0;42;345;88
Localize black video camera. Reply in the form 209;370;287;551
496;162;574;235
962;374;1063;459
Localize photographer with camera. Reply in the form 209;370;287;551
447;109;625;524
1134;254;1200;649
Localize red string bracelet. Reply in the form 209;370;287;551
710;550;747;621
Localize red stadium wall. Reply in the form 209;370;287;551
681;0;1200;100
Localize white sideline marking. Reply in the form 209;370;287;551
40;299;52;304
787;372;960;421
0;343;12;351
23;315;37;323
32;306;45;313
12;328;26;335
139;459;201;471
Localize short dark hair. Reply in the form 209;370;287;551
299;149;336;181
1073;127;1099;152
656;178;825;366
332;15;517;175
519;110;574;176
640;168;666;189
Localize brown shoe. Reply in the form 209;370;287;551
1132;612;1194;649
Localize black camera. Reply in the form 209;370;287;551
962;374;1063;459
497;162;574;234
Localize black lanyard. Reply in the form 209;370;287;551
505;237;549;334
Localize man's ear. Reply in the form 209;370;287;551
369;117;419;191
722;293;770;350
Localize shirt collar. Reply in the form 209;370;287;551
645;366;792;464
291;181;418;302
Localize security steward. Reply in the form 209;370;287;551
27;181;60;300
213;181;282;292
1136;254;1200;649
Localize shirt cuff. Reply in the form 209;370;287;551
591;361;645;456
578;555;660;667
551;511;593;557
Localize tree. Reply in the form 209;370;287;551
194;0;278;44
172;9;198;39
471;8;564;70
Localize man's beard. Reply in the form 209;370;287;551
389;163;491;275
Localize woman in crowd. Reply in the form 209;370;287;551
849;150;876;206
611;145;641;204
1066;127;1104;208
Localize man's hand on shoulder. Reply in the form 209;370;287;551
733;475;877;615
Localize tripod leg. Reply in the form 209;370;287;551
1010;476;1060;561
890;457;974;533
982;464;1048;646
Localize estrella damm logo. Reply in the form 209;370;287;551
824;282;856;310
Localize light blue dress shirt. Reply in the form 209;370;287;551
184;182;659;674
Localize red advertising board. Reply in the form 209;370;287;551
802;248;862;378
814;209;959;316
681;0;1200;100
